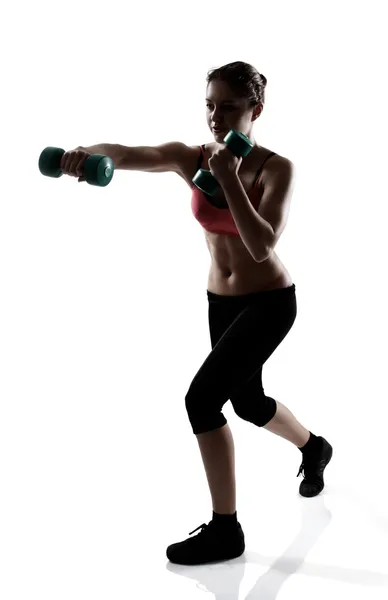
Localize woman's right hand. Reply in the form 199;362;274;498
60;147;91;182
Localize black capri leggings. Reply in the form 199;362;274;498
185;284;297;435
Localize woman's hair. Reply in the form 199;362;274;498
206;61;267;108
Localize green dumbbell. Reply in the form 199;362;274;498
192;129;254;196
38;146;114;187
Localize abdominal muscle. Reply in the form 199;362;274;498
205;230;293;295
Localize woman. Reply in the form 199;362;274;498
61;61;333;566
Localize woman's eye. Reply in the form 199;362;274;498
206;105;234;111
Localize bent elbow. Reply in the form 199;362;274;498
254;248;272;263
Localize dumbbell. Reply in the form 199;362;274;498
38;147;114;187
192;129;253;196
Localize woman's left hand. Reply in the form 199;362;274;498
208;145;242;185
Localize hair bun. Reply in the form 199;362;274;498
260;73;267;86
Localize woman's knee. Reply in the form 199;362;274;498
231;394;277;427
185;390;227;434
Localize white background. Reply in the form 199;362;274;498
1;1;388;598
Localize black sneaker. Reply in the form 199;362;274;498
297;436;333;497
166;519;245;565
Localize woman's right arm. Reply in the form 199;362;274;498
78;141;189;173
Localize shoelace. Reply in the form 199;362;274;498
297;461;305;478
189;523;208;536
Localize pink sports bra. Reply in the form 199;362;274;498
191;145;276;236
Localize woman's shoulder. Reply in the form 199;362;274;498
255;145;293;171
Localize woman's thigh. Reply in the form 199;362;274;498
187;298;294;405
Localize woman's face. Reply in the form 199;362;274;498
205;80;257;141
